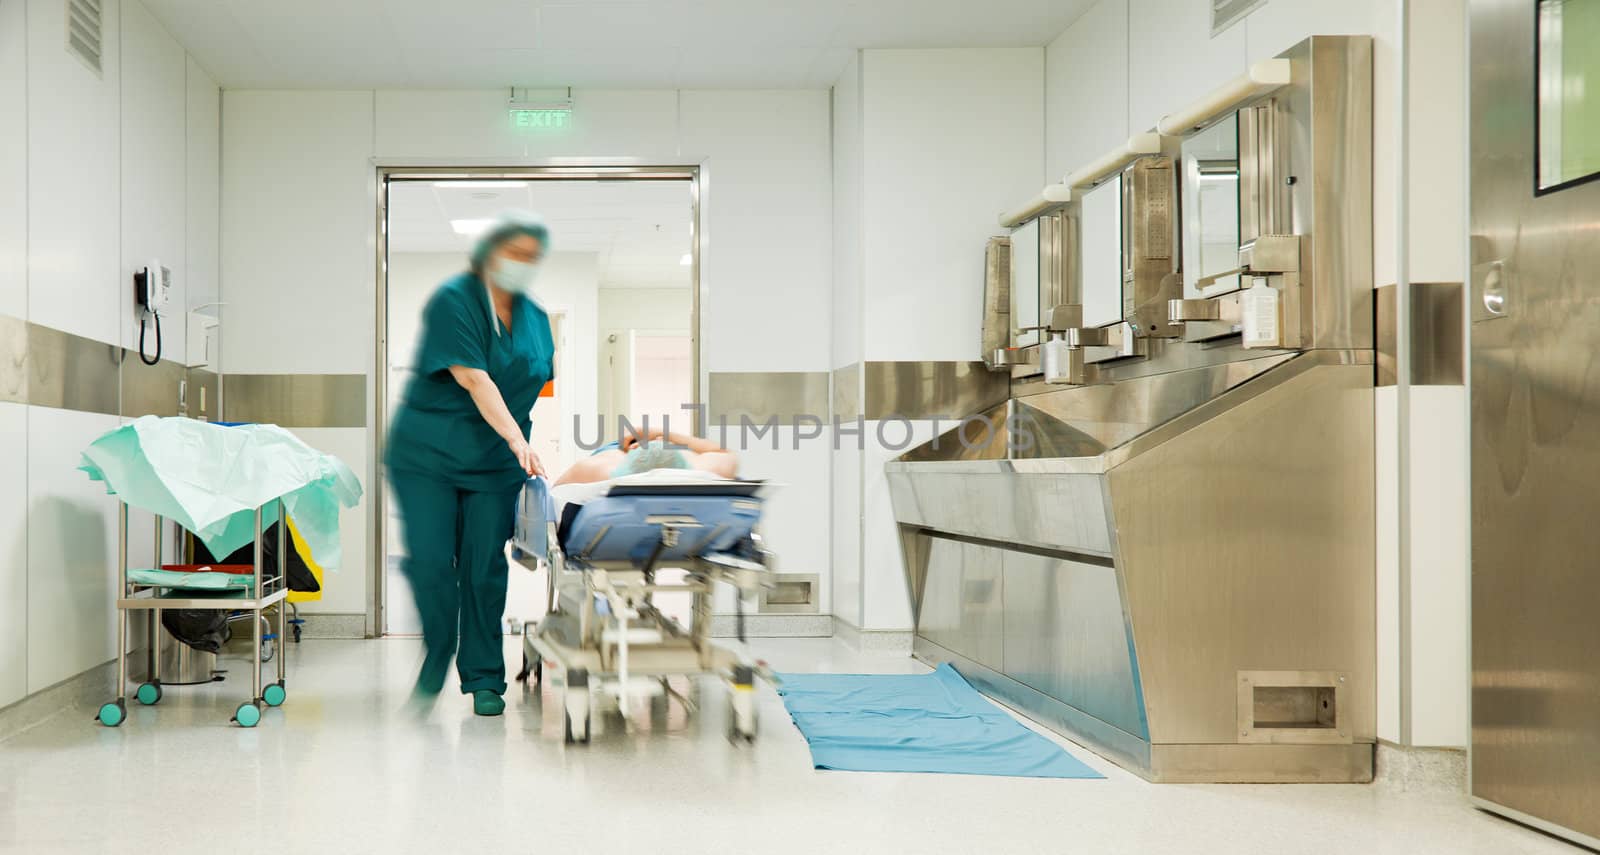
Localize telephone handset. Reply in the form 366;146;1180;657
134;262;171;366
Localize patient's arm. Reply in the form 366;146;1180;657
553;451;624;486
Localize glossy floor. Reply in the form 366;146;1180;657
0;637;1581;855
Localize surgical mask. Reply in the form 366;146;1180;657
487;258;540;295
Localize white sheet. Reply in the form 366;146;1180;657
548;468;729;515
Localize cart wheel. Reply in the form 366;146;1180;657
292;624;303;643
515;652;533;684
135;682;162;706
259;639;275;663
262;682;287;707
233;701;262;728
97;701;126;727
534;658;543;685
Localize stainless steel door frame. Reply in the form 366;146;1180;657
1469;1;1600;846
371;164;702;637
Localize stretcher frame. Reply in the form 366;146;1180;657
514;486;775;744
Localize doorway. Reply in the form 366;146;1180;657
375;169;698;637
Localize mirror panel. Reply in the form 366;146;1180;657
1538;0;1600;193
1080;176;1123;327
1181;114;1241;297
1011;219;1041;347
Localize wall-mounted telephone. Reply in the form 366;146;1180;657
133;262;171;366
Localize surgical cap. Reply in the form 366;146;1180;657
612;440;690;478
470;210;551;271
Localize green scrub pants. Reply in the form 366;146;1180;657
390;471;519;695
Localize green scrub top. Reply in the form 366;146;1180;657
387;272;554;491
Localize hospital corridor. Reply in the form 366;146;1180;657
1;1;1597;853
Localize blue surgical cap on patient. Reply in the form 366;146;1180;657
470;210;550;272
612;440;690;478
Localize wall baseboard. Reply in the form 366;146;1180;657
1374;742;1466;792
706;613;833;638
296;613;367;639
0;660;119;745
832;619;914;655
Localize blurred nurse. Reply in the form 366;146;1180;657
386;211;554;716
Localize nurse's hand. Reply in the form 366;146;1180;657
508;438;545;477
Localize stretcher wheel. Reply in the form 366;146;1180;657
262;682;286;707
233;701;262;728
563;670;591;745
135;682;162;706
515;652;541;685
97;701;126;727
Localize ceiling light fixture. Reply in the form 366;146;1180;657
435;181;527;189
451;218;494;235
679;253;693;266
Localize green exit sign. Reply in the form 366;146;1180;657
511;109;571;129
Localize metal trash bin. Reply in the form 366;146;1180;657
131;621;220;686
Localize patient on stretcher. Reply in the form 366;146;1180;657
554;427;739;486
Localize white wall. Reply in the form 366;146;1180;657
221;89;833;623
834;48;1045;631
1042;0;1468;747
1;0;220;709
830;52;863;626
861;49;1045;363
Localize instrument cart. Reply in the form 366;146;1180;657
97;499;290;729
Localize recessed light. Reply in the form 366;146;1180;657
435;181;526;189
451;218;494;235
679;253;692;266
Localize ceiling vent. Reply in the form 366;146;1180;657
1212;0;1267;36
66;0;103;76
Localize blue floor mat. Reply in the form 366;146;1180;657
776;663;1103;779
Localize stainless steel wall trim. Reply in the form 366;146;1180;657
120;358;187;418
25;321;121;416
832;363;860;421
0;314;223;419
1409;282;1463;386
1376;284;1398;387
864;360;1011;420
224;374;367;428
707;371;829;424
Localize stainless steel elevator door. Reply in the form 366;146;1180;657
1470;0;1600;843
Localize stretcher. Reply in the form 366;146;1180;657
511;476;775;744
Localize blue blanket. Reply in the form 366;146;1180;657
776;664;1103;779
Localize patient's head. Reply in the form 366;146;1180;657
611;440;691;477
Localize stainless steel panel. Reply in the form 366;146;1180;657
1002;552;1148;738
915;537;1004;671
224;373;367;427
1376;284;1397;387
1108;363;1375;744
705;371;828;424
1013;354;1293;456
1409;282;1464;386
758;572;819;615
1470;0;1600;842
120;358;187;418
25;322;120;416
186;368;220;422
914;635;1153;774
886;469;1114;557
981;236;1011;366
831;363;859;421
1148;742;1372;784
862;360;1011;420
1302;36;1374;350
